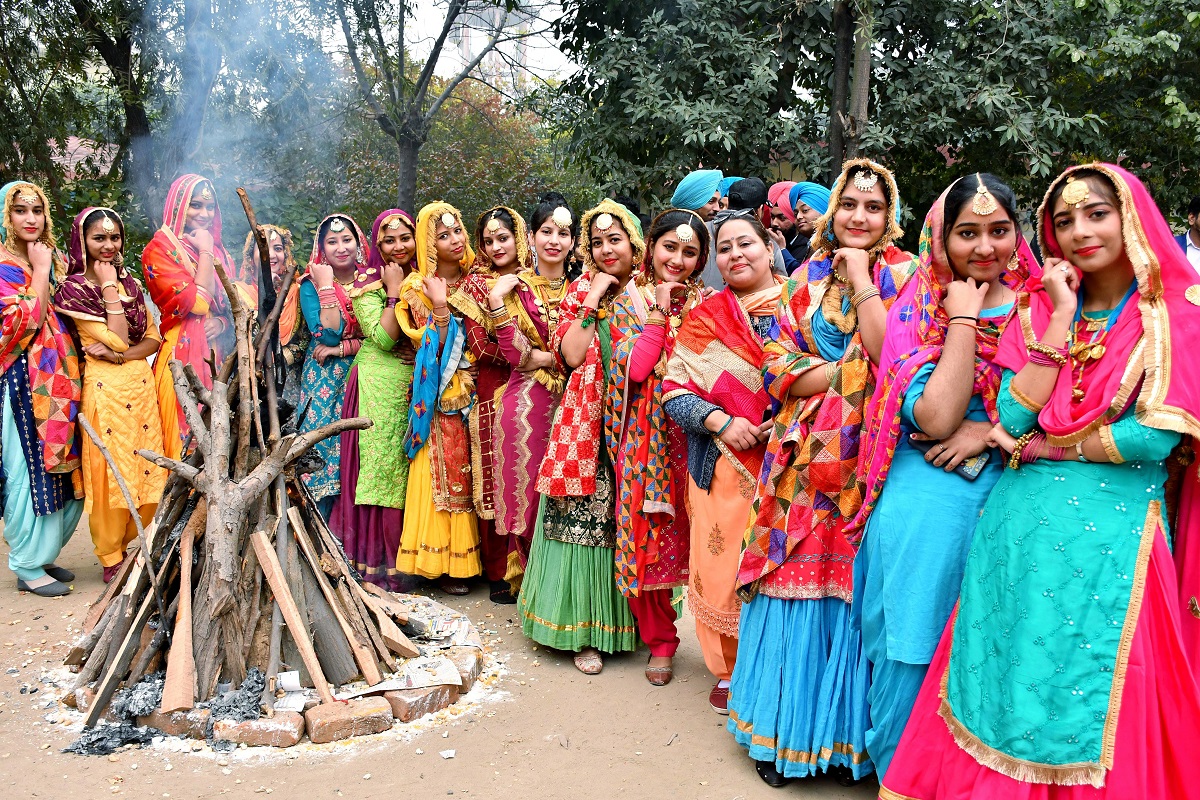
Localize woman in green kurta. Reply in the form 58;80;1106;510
331;209;416;591
881;164;1200;799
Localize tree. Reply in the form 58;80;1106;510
328;0;554;211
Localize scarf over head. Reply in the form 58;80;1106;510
54;208;150;343
850;179;1039;536
789;181;832;217
402;202;475;459
1;181;67;283
536;200;645;498
241;225;300;345
767;181;797;223
994;162;1200;444
811;157;906;264
301;213;366;341
670;169;723;211
355;209;415;298
472;205;531;274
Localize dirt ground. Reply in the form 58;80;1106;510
0;524;877;800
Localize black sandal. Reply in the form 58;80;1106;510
830;766;865;787
489;580;517;604
755;760;791;788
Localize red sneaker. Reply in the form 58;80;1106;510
709;683;730;715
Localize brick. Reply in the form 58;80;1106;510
213;713;304;748
137;708;210;739
383;685;455;723
445;647;482;694
304;697;393;744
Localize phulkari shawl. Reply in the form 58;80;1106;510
849;180;1039;536
535;200;646;498
400;203;475;459
608;275;702;596
738;157;917;597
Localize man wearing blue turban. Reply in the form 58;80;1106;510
717;176;742;210
670;169;723;221
785;181;832;266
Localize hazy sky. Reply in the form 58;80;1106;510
406;0;571;80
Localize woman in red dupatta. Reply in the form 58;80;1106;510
55;208;168;582
143;174;257;458
457;206;533;602
0;181;83;597
520;200;643;674
883;164;1200;800
662;209;783;711
846;175;1037;781
608;209;707;685
727;158;917;788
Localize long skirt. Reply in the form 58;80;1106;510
881;535;1200;800
727;594;873;779
494;372;558;572
296;347;355;505
396;440;481;580
332;367;407;591
518;493;637;654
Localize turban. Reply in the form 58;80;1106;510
671;169;723;210
718;176;742;198
727;178;768;211
767;181;797;223
788;182;832;217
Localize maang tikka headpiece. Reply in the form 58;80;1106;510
101;215;117;233
1061;176;1090;209
971;174;998;216
852;169;879;193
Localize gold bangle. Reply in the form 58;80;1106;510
1027;341;1067;366
851;287;880;308
1007;430;1038;470
644;317;667;327
100;280;120;291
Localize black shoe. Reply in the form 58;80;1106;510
755;760;791;788
42;564;75;583
17;578;71;597
830;766;865;787
489;580;517;604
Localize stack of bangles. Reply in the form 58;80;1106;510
488;304;512;329
851;286;880;308
317;285;338;310
1007;430;1069;469
431;306;450;327
947;314;977;331
338;339;363;358
1027;340;1068;367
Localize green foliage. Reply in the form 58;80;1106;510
555;0;1200;227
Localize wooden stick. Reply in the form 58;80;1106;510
159;498;206;712
81;550;139;635
287;507;383;685
250;530;336;705
77;415;169;624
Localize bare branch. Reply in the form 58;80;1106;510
284;417;372;464
411;0;467;110
335;0;398;138
168;360;210;446
181;363;212;407
425;11;510;124
138;450;201;484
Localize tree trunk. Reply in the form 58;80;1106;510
828;0;854;183
396;132;422;213
845;3;874;161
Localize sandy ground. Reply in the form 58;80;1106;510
0;525;877;800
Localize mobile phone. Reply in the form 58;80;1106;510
908;437;992;481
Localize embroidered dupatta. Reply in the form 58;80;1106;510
54;208;150;342
608;277;701;596
737;246;917;597
850;184;1038;535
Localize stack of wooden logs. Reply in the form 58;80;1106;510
64;191;421;742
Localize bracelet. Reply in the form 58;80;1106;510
715;415;734;436
947;319;977;331
1020;432;1045;465
1007;430;1039;469
851;287;880;308
319;302;337;310
100;280;120;292
644;317;667;327
1076;440;1089;463
1027;341;1067;366
199;250;213;258
578;305;598;329
114;352;125;365
488;305;509;317
648;302;668;317
385;296;399;308
948;315;978;323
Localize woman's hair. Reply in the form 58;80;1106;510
527;191;579;241
318;215;359;245
82;209;124;240
476;207;517;244
713;209;772;250
942;173;1020;246
645;209;710;268
1047;167;1118;212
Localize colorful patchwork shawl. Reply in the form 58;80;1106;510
0;261;81;474
661;283;781;482
535;274;613;497
849;185;1038;536
737;246;917;597
608;278;700;596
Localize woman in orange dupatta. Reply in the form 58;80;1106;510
142;174;257;458
662;208;783;712
240;225;307;407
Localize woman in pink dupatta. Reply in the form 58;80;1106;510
847;174;1037;781
882;164;1200;800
